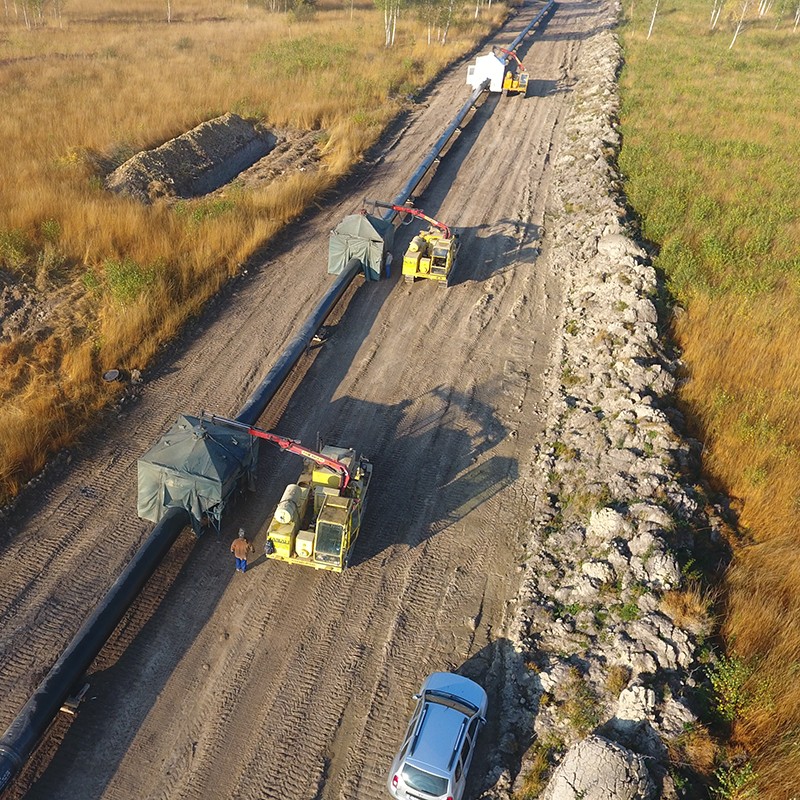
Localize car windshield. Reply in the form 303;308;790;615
402;765;448;797
424;690;478;717
315;521;343;557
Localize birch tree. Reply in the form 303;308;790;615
729;0;749;46
473;0;492;19
710;0;725;28
375;0;402;46
51;0;64;27
415;0;441;44
647;0;659;37
438;0;460;44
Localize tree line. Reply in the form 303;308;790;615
3;0;494;44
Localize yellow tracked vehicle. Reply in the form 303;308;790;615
402;229;459;285
499;48;529;95
265;445;372;572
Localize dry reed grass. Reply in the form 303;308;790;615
0;0;509;504
660;578;717;634
666;722;717;778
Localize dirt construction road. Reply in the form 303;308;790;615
0;1;606;797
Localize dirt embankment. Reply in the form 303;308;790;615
105;112;321;203
105;112;273;202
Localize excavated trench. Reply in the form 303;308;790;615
105;112;320;203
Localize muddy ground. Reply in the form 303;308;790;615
0;1;604;797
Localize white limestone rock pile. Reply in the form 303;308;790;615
485;3;716;798
541;736;656;800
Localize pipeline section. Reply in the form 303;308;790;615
0;506;189;792
382;80;489;225
506;0;555;57
236;256;362;426
0;56;498;797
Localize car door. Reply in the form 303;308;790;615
461;715;482;781
452;728;474;800
452;756;466;800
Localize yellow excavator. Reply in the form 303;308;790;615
208;415;372;572
367;200;459;285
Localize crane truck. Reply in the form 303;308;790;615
366;200;459;285
208;415;373;572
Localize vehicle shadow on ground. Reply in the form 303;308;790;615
246;378;517;568
455;638;542;799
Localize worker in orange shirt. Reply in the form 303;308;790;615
230;528;254;573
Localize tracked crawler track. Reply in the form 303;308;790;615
0;1;607;796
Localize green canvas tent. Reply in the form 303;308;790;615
328;211;394;281
137;414;258;534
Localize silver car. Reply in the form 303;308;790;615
387;672;488;800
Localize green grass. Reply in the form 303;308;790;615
620;14;800;304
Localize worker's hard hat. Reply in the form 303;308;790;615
238;528;245;537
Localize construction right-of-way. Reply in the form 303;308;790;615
0;1;616;797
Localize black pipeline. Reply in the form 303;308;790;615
506;0;555;56
0;506;188;793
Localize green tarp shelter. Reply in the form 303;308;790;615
328;211;394;281
137;414;258;535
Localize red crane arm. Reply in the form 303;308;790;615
207;414;351;489
366;200;452;239
498;47;525;71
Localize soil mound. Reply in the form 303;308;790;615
105;112;277;203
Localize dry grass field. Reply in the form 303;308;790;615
620;2;800;795
0;0;508;504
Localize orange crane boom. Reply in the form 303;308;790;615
365;200;452;240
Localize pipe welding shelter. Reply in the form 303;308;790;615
137;414;258;534
466;52;506;93
328;211;394;281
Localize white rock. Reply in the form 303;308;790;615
597;233;647;261
541;735;656;799
587;508;633;543
616;683;657;722
658;696;697;738
582;560;615;584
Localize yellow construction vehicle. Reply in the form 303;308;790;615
208;415;372;572
498;48;529;95
265;445;372;571
402;229;459;285
367;200;459;285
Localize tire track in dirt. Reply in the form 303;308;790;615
4;1;603;797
